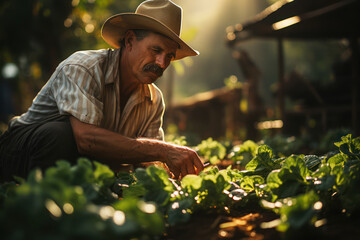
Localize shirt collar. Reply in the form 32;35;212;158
141;83;154;102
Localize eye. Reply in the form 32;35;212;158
152;47;161;53
166;53;175;60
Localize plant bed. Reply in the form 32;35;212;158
1;134;360;239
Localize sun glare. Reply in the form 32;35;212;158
272;16;301;30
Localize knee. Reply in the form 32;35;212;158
29;120;80;165
34;120;76;147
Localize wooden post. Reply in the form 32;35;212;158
350;38;359;136
277;38;285;123
164;64;175;129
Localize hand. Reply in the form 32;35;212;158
162;143;204;179
70;116;204;176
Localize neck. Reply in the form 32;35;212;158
119;48;140;98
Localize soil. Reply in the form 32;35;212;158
165;210;360;240
166;210;281;240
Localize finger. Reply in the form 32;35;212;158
193;154;205;173
173;169;180;180
167;162;180;179
167;169;175;179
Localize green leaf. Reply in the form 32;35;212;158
303;155;321;171
215;173;231;193
266;170;282;189
93;161;115;182
229;140;258;166
134;166;175;206
277;191;320;232
328;153;347;170
282;155;310;181
238;175;264;193
314;175;336;192
27;168;43;184
311;163;331;178
334;134;360;159
266;156;311;200
195;138;226;164
113;197;165;236
257;145;274;163
245;145;278;172
181;174;202;191
123;184;146;198
167;198;193;226
70;158;95;185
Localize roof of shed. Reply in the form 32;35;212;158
226;0;359;46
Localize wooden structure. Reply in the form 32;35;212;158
226;0;360;136
165;87;244;142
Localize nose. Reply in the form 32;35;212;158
155;54;168;69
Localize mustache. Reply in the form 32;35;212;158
143;63;164;77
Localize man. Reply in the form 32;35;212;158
0;0;204;181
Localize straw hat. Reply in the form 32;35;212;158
101;0;199;60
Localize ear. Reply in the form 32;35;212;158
124;30;136;50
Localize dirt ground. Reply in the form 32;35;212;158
165;209;360;240
166;210;281;240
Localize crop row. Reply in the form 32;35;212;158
0;134;359;239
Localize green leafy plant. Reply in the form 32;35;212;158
1;134;360;239
195;137;227;164
228;140;258;167
0;159;164;239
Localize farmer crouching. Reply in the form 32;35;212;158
0;0;204;182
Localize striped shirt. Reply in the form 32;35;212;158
11;48;165;140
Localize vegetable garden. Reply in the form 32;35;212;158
1;133;360;239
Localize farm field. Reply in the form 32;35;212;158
1;133;360;239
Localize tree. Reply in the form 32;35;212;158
0;0;142;118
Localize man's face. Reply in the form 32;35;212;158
126;31;178;84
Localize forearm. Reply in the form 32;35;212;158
70;116;204;178
70;117;165;166
90;130;165;164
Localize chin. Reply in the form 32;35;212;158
142;76;158;84
138;79;154;85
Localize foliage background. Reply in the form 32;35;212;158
0;0;143;122
0;0;347;133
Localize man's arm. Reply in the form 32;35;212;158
69;116;204;178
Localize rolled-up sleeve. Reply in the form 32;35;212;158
51;64;103;126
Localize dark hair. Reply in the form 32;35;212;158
119;29;151;48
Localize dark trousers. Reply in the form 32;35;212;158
0;116;80;182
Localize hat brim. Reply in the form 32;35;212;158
101;13;199;60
